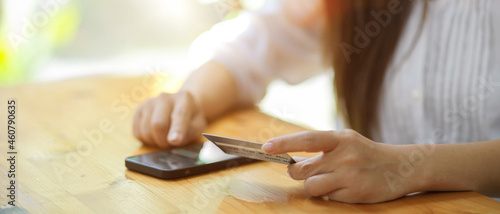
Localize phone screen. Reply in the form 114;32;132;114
125;141;257;179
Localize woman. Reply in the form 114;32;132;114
133;0;500;203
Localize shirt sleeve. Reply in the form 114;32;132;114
189;0;326;105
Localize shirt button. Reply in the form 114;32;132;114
411;89;421;100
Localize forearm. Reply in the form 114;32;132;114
180;61;252;121
406;140;500;197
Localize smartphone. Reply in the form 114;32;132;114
125;141;258;179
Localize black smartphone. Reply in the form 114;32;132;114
125;141;258;179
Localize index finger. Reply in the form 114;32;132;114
168;93;194;145
262;130;347;154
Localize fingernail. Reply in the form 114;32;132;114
261;143;274;154
168;132;180;144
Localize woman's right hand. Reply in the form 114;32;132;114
133;91;207;148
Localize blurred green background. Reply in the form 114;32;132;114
0;0;264;85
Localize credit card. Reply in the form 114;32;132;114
202;133;296;165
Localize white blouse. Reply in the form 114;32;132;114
191;0;500;145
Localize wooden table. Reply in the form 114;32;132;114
1;75;500;213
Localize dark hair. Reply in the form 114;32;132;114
323;0;414;138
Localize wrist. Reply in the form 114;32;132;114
401;144;435;194
386;144;434;195
178;61;240;121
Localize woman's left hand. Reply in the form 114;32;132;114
261;130;421;203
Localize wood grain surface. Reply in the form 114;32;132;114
1;75;499;213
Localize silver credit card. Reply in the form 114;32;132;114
203;133;296;165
